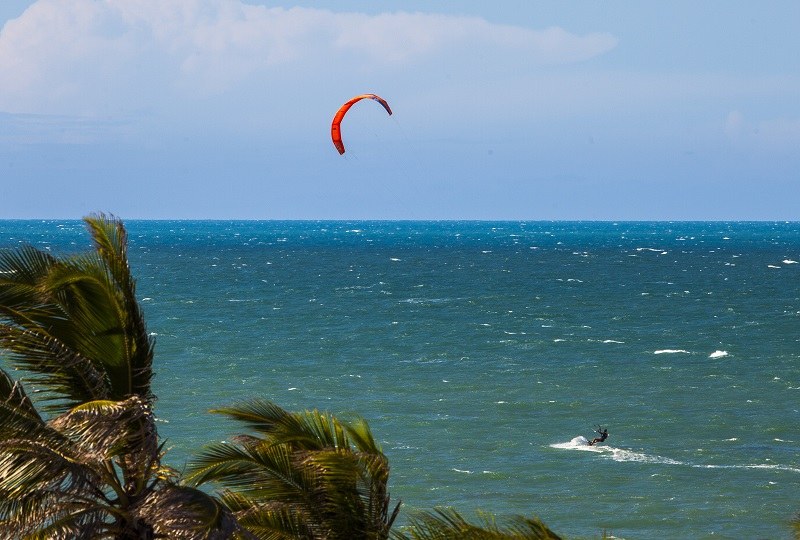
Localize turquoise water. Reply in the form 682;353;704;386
1;220;799;539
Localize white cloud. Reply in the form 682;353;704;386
331;12;616;65
0;0;617;116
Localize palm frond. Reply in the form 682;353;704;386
8;502;109;540
188;441;310;504
0;244;111;410
300;448;394;539
196;400;397;539
83;213;154;399
42;255;145;401
136;483;239;539
233;502;314;540
0;215;154;411
0;368;43;432
49;396;158;465
211;400;301;437
216;490;316;539
0;325;110;413
212;400;354;452
0;244;58;306
0;437;103;502
344;416;383;454
392;508;562;540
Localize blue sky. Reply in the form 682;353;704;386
1;1;798;220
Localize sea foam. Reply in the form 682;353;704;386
550;438;683;465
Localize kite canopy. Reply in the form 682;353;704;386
331;93;392;155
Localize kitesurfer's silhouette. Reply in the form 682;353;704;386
588;426;608;446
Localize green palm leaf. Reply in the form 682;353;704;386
210;400;310;442
218;489;315;538
392;508;563;540
82;214;153;398
0;214;154;412
0;324;109;411
189;440;312;504
189;400;398;539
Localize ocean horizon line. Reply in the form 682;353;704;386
1;218;798;224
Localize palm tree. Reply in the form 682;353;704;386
187;399;401;539
391;508;562;540
0;214;236;538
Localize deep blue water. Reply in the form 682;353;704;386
1;220;799;539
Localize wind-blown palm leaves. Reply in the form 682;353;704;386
392;508;562;540
0;214;152;411
187;399;401;540
0;214;235;539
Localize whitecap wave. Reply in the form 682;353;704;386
607;448;683;465
551;439;800;473
697;463;800;474
654;349;690;354
551;437;684;465
390;444;421;451
400;297;453;305
550;436;594;450
709;350;728;359
782;259;798;264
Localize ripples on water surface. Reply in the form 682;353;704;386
1;221;799;539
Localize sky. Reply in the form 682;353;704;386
1;1;798;220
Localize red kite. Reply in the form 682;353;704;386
331;94;392;155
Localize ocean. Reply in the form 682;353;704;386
1;220;798;539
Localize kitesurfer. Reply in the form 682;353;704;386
588;426;608;446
